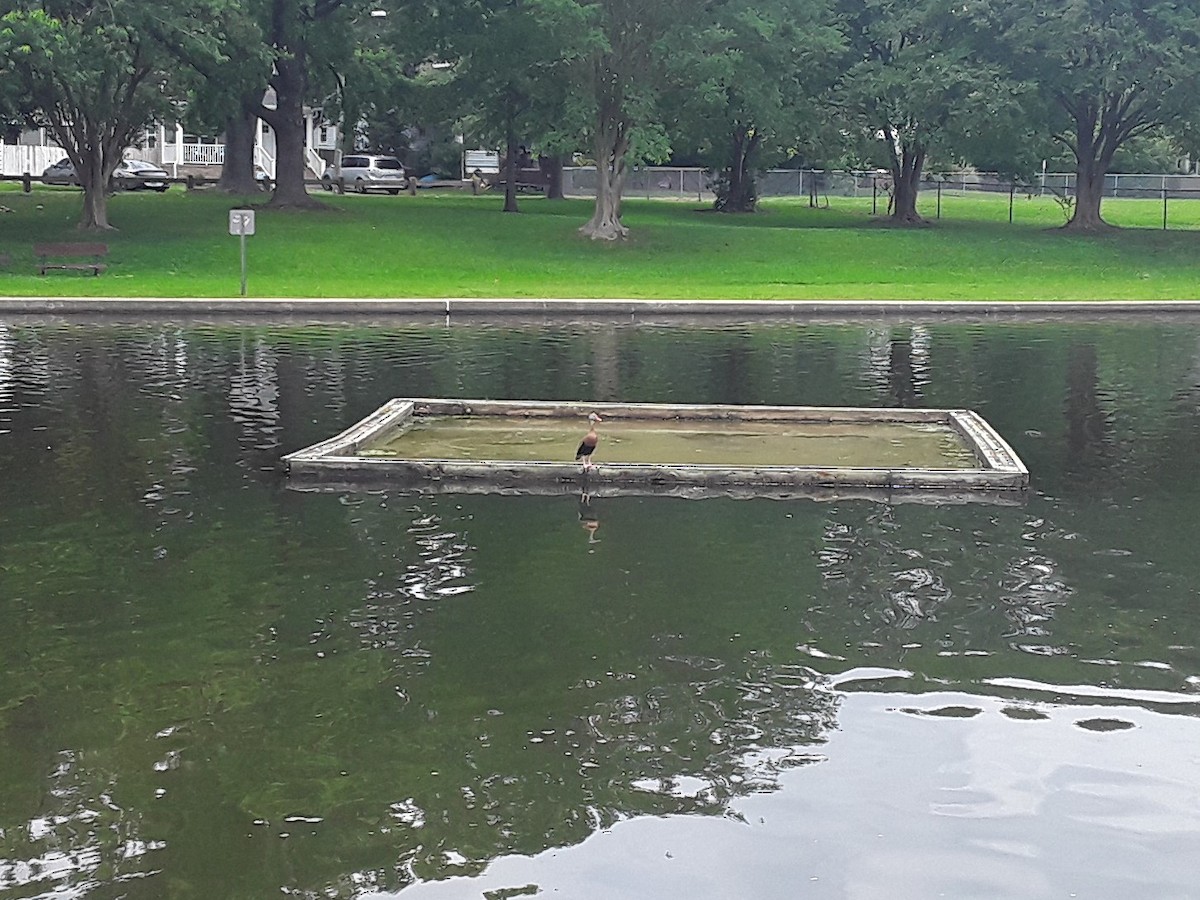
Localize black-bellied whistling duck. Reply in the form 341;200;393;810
575;412;602;471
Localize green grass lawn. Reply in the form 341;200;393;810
2;184;1200;299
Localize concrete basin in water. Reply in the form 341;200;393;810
282;398;1029;502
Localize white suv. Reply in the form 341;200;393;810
323;154;407;194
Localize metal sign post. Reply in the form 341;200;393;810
228;209;256;296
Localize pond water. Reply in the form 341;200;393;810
367;416;978;468
1;318;1199;899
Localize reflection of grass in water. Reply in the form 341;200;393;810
368;417;978;468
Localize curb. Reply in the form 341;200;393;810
5;297;1200;320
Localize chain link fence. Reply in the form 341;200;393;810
562;166;1200;202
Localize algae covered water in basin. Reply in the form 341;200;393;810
283;399;1029;499
364;416;978;469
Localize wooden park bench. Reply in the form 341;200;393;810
494;167;551;194
34;242;108;276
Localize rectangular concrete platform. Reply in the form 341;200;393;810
282;399;1028;502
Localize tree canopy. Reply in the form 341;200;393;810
7;0;1200;234
982;0;1200;230
1;0;232;228
667;0;842;212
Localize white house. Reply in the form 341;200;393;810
140;96;338;179
0;93;339;179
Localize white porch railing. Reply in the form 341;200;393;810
157;142;312;179
305;147;326;178
255;145;276;179
181;144;224;166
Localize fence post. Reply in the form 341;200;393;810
22;172;31;193
937;181;942;220
1163;182;1168;231
1009;184;1015;224
872;178;878;215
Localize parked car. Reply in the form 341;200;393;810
114;158;170;192
41;157;80;186
41;157;171;191
321;154;407;194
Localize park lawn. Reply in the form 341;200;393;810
1;185;1199;300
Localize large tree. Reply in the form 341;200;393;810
834;0;1013;224
253;0;430;208
177;9;272;195
442;0;581;213
572;0;696;240
986;0;1200;231
668;0;842;213
253;0;336;207
0;0;229;229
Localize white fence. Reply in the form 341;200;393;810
0;143;68;176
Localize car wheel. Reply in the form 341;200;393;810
355;178;367;194
321;177;332;192
154;186;169;193
387;189;401;195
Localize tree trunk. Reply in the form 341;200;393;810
1060;96;1126;231
540;154;565;200
503;111;519;213
715;127;759;212
887;139;926;225
1065;162;1110;231
78;150;115;231
580;127;629;240
79;183;113;231
51;115;126;231
218;98;263;195
263;56;320;209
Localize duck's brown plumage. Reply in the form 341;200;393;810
575;413;602;461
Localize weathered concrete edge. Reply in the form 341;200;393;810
283;397;1030;492
6;297;1200;318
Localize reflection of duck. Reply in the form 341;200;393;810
575;412;603;471
578;492;600;544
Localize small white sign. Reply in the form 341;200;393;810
229;209;256;236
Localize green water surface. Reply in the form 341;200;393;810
1;320;1198;899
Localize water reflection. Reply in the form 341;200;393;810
866;325;932;407
1;320;1199;897
578;492;601;546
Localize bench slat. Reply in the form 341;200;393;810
34;242;109;257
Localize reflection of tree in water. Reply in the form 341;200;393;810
572;651;840;808
865;326;931;408
0;750;163;896
227;336;281;456
338;656;842;893
339;496;478;658
816;504;1073;656
1063;342;1115;483
291;498;844;894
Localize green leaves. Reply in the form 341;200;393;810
2;0;236;227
